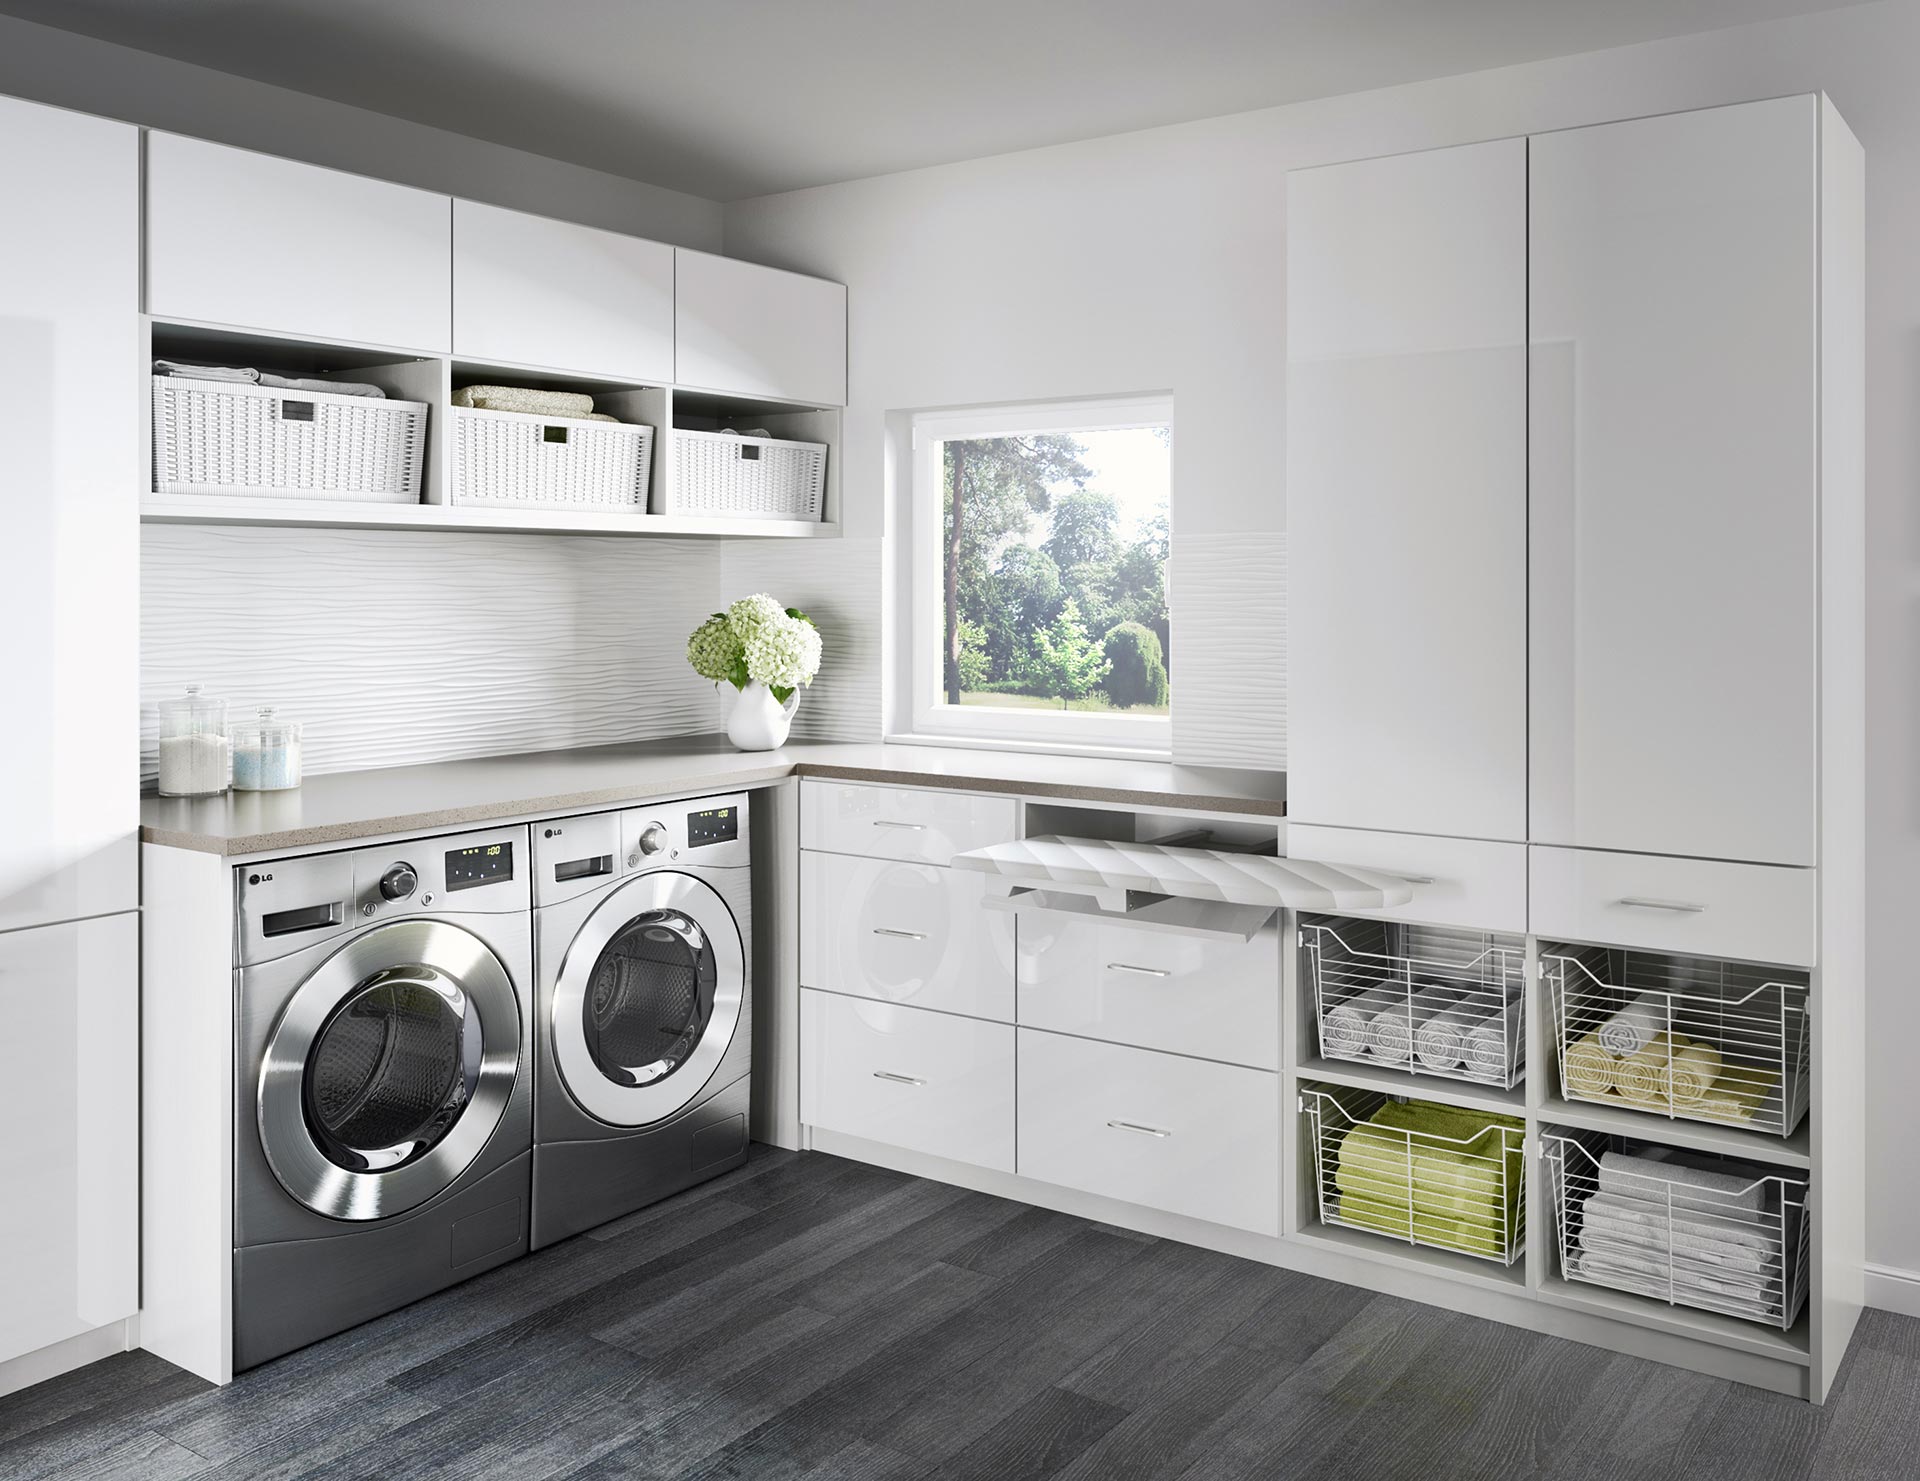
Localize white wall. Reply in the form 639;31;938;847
0;13;722;250
724;0;1920;1291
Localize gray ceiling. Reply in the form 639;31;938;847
0;0;1870;200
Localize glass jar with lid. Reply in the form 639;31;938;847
157;684;229;796
232;707;304;792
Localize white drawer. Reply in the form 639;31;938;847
800;781;1015;866
1016;1029;1280;1235
1529;846;1816;967
800;990;1014;1171
1287;825;1527;933
1016;913;1278;1069
801;852;1014;1021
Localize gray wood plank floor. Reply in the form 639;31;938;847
4;1146;1917;1480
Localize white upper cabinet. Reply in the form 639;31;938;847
146;133;453;350
675;249;846;405
1529;98;1818;866
1286;139;1528;842
0;98;139;933
453;200;675;381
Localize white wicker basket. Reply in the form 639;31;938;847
152;376;427;503
449;406;654;510
664;429;827;520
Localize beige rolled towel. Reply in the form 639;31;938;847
1562;1033;1617;1100
1697;1065;1779;1125
1614;1032;1676;1108
1666;1040;1723;1107
453;384;597;418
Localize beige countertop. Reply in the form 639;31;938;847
140;736;1287;857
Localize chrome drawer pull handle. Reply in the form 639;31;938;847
873;1071;926;1087
872;928;928;940
1615;897;1708;914
1107;963;1171;977
1398;874;1436;886
1107;1119;1172;1138
872;820;925;830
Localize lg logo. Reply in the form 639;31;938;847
247;872;274;884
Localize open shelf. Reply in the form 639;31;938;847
1296;1055;1526;1118
1537;1274;1811;1366
1538;1091;1810;1169
140;493;837;539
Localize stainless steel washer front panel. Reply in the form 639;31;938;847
549;870;744;1128
256;917;522;1221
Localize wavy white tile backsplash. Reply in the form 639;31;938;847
139;526;727;786
1170;532;1287;770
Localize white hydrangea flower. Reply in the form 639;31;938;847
685;613;743;683
726;593;785;641
744;612;823;692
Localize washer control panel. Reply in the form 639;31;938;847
532;793;751;907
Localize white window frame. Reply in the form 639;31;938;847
908;395;1174;754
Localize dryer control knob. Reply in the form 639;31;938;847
379;862;418;901
638;824;668;856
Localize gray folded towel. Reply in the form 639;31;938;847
258;373;385;399
154;359;257;383
1597;1149;1769;1215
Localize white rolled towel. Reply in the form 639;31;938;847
1596;993;1667;1058
1462;1001;1523;1081
1321;987;1396;1060
1368;983;1457;1066
1414;1000;1481;1071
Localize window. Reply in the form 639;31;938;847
911;396;1172;752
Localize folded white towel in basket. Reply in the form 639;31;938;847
1597;993;1666;1058
1596;1149;1770;1215
258;372;385;399
1369;983;1458;1066
1580;1192;1777;1269
1572;1248;1781;1321
154;359;257;383
1321;987;1396;1060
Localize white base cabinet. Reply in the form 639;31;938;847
0;915;140;1367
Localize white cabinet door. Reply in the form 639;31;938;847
1529;97;1818;865
801;852;1014;1021
1287;139;1527;842
146;133;452;350
0;914;139;1365
0;98;139;934
675;249;846;405
800;989;1014;1171
453;200;674;381
1016;1029;1280;1235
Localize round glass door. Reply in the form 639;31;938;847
583;911;715;1089
304;966;484;1173
258;918;521;1222
552;871;744;1128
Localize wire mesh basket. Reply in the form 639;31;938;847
1301;1084;1527;1266
1545;946;1810;1138
152;376;427;503
1303;918;1527;1090
1543;1128;1809;1331
665;429;827;520
449;407;654;510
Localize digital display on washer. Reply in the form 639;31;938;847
445;840;513;891
687;806;738;848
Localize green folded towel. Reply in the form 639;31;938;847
1332;1098;1523;1254
1337;1193;1509;1258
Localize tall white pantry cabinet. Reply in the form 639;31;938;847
0;97;142;1383
1288;94;1864;1401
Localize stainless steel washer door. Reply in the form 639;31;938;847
553;871;744;1127
258;918;521;1221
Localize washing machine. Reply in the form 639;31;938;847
532;793;752;1248
234;824;532;1371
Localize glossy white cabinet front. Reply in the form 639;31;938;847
453;200;675;382
1529;97;1818;866
801;852;1013;1021
1017;1030;1280;1236
800;781;1015;867
801;990;1014;1172
1017;915;1278;1069
1287;138;1527;842
0;914;139;1366
146;133;453;350
675;249;847;406
0;97;139;935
